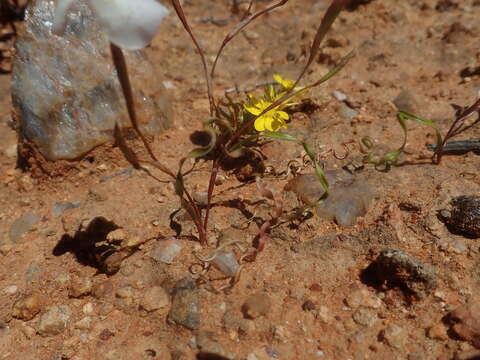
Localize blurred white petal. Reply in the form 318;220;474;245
89;0;169;50
52;0;76;35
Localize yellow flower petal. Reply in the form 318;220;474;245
254;117;266;132
264;116;275;132
277;111;289;120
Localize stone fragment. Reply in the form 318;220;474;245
106;229;127;243
285;170;373;227
427;324;448;341
12;292;44;320
316;306;333;324
92;280;113;299
196;331;230;358
273;325;290;342
115;285;134;299
21;324;36;339
366;249;437;298
150;238;183;264
393;89;420;114
52;202;81;218
74;316;92;330
12;0;173;160
168;278;201;330
211;252;240;277
140;286;170;312
448;301;480;348
352;308;378;327
440;196;480;238
242;293;271;319
337;103;358;121
9;213;39;243
68;276;92;298
302;300;316;311
380;324;407;349
4;285;18;295
37;305;72;337
345;287;382;309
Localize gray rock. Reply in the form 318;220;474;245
168;278;201;330
337;103;358;121
9;213;39;243
332;90;348;101
440;195;480;238
25;264;42;282
211;251;240;277
12;0;173;160
367;249;437;298
37;305;72;337
150;238;183;264
52;201;81;218
393;89;420;114
285;170;373;227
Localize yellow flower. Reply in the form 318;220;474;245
273;74;296;90
244;98;289;132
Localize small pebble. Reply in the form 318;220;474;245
337;103;358;121
4;285;18;295
12;292;44;321
352;308;378;327
168;278;201;330
140;286;170;312
69;277;93;298
74;316;92;330
37;305;72;337
242;293;271;319
345;287;382;309
150;238;183;264
332;90;348;101
115;285;134;299
106;228;127;243
302;300;317;311
82;302;94;314
52;201;81;218
211;251;240;277
427;324;448;341
9;214;39;243
448;300;480;348
380;324;407;349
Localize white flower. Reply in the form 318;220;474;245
53;0;169;50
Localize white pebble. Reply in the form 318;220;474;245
4;285;18;295
332;90;347;101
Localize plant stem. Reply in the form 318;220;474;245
203;157;220;234
110;43;159;162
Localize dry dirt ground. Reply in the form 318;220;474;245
1;0;480;359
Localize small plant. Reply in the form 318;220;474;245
54;0;353;277
362;98;480;169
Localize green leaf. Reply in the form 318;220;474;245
397;111;443;145
301;141;329;195
314;163;329;194
297;0;351;82
262;131;299;142
302;142;317;162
